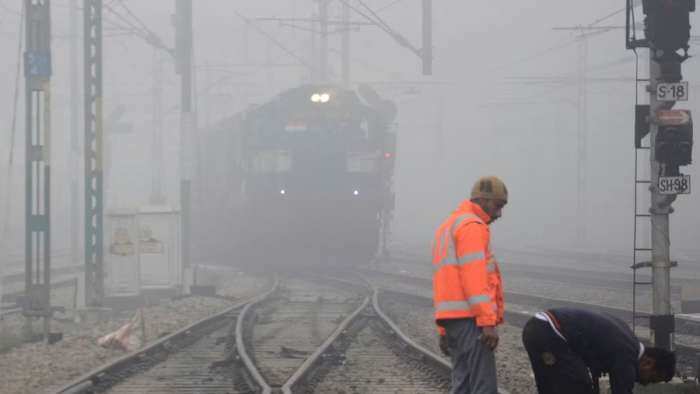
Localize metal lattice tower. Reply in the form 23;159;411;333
23;0;53;341
83;0;104;307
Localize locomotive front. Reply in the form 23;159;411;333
240;85;396;265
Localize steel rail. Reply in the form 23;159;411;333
236;274;370;394
53;278;277;394
372;288;450;369
234;280;281;394
372;287;511;394
280;295;371;394
379;285;700;382
281;278;507;394
357;267;700;336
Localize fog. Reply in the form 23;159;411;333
0;0;698;272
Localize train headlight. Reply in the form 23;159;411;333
280;189;286;195
310;92;331;103
353;190;359;196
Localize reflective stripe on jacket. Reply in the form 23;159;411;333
432;200;504;335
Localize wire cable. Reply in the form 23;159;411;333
337;0;393;37
337;0;420;54
356;0;394;33
377;0;406;13
233;10;317;74
116;0;152;33
498;3;643;71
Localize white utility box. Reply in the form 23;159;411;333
137;205;182;294
105;209;141;296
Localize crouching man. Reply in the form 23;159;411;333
522;307;676;394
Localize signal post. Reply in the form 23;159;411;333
628;0;695;350
23;0;54;343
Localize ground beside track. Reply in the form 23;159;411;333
0;272;269;394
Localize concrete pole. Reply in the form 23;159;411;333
648;58;675;350
150;50;165;204
576;33;588;246
341;1;350;87
176;0;193;271
310;13;317;82
319;0;329;82
435;94;445;161
422;0;432;75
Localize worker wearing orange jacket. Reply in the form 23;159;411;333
432;176;508;394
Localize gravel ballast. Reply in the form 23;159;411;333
0;273;269;394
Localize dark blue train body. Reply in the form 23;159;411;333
195;85;397;266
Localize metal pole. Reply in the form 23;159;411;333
24;0;53;342
150;50;165;204
649;58;675;350
265;41;273;91
576;33;588;246
422;0;432;75
176;0;193;271
341;1;350;87
84;0;104;307
319;0;328;82
70;0;80;264
310;13;317;82
435;94;445;160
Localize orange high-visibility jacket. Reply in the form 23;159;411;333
432;200;504;335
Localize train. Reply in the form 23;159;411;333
194;84;397;267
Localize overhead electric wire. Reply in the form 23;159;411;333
587;6;628;27
103;2;172;54
103;4;146;33
116;0;152;34
356;0;394;34
377;0;406;13
34;0;133;35
496;4;642;72
233;10;318;74
337;0;420;54
337;0;393;37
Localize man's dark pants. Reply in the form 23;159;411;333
443;318;498;394
521;317;596;394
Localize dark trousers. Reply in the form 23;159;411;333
521;317;597;394
443;318;498;394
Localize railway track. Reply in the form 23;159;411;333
53;273;500;393
54;280;278;394
285;285;455;393
238;276;368;392
359;267;700;377
388;252;688;295
56;257;692;393
389;247;700;296
358;267;700;335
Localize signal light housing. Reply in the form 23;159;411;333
643;0;694;61
655;110;693;166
